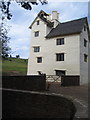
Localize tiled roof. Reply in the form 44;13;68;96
46;17;88;38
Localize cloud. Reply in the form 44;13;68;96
9;37;30;58
48;0;89;2
59;2;88;22
8;23;30;38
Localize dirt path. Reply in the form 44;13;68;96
46;82;89;118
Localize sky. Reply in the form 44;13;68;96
7;0;89;59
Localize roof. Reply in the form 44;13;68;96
46;17;88;38
38;14;54;28
29;10;53;29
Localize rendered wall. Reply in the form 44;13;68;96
80;25;88;85
27;25;80;76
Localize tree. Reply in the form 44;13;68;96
1;0;48;20
16;55;20;58
0;1;11;58
10;54;12;58
0;0;48;58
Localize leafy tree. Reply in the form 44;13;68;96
5;54;8;58
16;55;20;58
0;1;11;58
10;54;12;58
0;0;48;58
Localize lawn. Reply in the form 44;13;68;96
2;58;28;76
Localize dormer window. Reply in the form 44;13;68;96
37;20;39;25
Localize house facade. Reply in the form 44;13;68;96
27;10;90;85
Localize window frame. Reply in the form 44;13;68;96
37;20;39;25
35;31;39;37
56;38;64;45
84;54;88;62
56;53;64;61
55;70;66;76
37;57;42;63
84;39;87;47
33;46;40;52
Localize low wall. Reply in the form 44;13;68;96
2;89;76;119
61;75;80;86
2;75;46;91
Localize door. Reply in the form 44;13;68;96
55;70;65;76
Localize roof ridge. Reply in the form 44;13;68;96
46;17;88;38
60;17;87;24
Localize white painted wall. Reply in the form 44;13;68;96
27;13;89;85
27;17;52;75
80;24;89;85
27;16;80;76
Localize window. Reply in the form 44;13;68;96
55;70;65;76
37;57;42;63
84;39;87;47
35;31;39;37
56;38;64;45
34;47;40;52
84;54;88;62
37;20;39;25
84;25;86;31
56;53;64;61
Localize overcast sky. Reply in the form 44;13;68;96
7;1;89;59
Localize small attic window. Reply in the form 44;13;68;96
41;13;44;17
84;25;86;31
37;20;39;25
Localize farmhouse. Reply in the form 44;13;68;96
27;10;90;85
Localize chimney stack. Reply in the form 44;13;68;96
51;11;59;28
52;11;59;20
47;14;51;21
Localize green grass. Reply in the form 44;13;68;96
2;58;28;76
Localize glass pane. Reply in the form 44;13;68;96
34;47;40;52
61;54;64;61
35;31;39;37
56;38;64;45
37;57;42;63
61;38;64;45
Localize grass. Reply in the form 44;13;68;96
2;58;28;76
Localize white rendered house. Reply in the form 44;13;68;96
27;10;90;85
